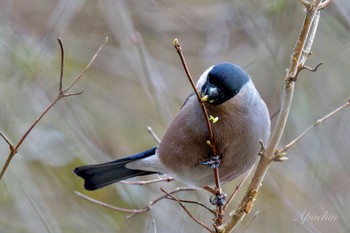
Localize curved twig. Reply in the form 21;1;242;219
0;38;107;180
161;188;212;232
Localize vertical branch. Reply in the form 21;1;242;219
174;39;225;226
173;38;225;226
217;1;330;232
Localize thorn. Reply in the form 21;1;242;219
258;140;266;156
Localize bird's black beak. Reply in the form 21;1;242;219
201;83;219;103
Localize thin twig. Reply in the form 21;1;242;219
0;38;107;180
294;62;323;81
320;0;332;9
173;38;224;226
147;126;161;145
0;131;14;150
270;108;281;121
241;211;259;233
280;99;350;153
119;177;174;185
161;188;212;232
173;39;216;154
57;38;64;93
298;0;311;9
165;196;215;215
223;165;254;211
75;191;148;213
64;37;108;93
126;187;197;218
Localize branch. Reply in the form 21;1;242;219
223;165;254;211
75;191;148;213
280;99;350;153
0;38;107;180
218;1;330;232
118;177;174;185
165;197;215;215
75;187;196;217
147;126;161;145
161;188;212;232
173;38;225;226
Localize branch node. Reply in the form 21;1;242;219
273;152;288;162
64;90;84;97
258;140;266;157
298;0;311;9
320;0;332;10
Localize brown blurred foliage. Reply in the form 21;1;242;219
0;0;349;232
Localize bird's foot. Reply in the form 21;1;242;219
210;192;227;206
201;154;221;168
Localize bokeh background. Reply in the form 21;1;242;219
0;0;349;232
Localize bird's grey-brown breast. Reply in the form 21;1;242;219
157;80;270;187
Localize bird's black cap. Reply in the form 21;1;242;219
202;62;250;105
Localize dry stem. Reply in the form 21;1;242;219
75;187;197;218
217;1;332;232
0;38;107;180
280;99;350;153
161;188;212;232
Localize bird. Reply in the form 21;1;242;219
74;62;270;191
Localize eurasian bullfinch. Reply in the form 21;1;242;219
74;62;270;191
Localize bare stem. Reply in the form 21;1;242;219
223;165;254;211
64;37;108;93
57;38;64;93
218;1;329;232
0;131;14;150
119;177;174;185
161;188;212;232
0;38;107;180
126;187;197;218
75;191;148;213
280;99;350;153
165;196;215;215
173;38;224;226
147;126;161;145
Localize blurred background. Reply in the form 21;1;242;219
0;0;349;232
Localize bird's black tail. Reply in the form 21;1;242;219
74;147;157;190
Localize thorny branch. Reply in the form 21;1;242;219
0;37;107;180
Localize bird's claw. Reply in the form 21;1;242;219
210;192;227;206
201;154;221;168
